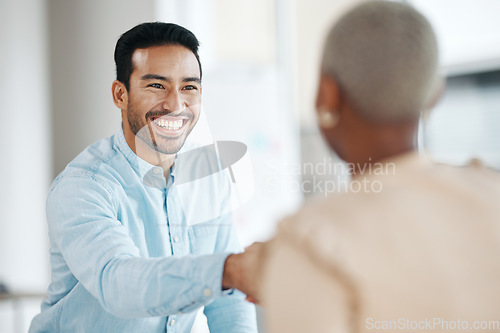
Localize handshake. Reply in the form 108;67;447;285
222;242;268;304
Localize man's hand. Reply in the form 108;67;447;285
222;242;267;304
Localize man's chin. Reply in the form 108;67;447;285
153;146;184;155
149;138;188;155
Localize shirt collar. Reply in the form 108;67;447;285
114;125;205;189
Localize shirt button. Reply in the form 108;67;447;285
169;319;176;326
173;236;179;243
204;288;212;297
153;167;161;175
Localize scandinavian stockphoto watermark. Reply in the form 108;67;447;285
266;157;396;196
135;119;255;225
366;317;500;331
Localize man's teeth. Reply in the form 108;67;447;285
154;119;183;130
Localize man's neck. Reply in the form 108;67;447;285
124;130;176;177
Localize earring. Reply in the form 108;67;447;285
317;108;339;128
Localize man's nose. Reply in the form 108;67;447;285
161;90;185;112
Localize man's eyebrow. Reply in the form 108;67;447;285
141;74;170;81
140;74;201;84
183;77;201;83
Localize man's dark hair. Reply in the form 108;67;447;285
114;22;202;91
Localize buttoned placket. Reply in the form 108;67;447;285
165;314;178;332
165;173;188;257
164;172;187;332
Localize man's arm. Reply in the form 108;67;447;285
47;174;230;318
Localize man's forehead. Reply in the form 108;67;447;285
131;45;199;72
132;48;150;67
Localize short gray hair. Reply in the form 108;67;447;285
321;1;439;121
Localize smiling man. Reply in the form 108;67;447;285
29;22;257;333
118;44;202;161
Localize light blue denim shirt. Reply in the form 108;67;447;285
30;128;257;332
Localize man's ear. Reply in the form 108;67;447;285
112;80;128;110
315;73;341;113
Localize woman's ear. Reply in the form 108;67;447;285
316;72;341;115
112;80;128;110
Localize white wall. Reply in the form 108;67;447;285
410;0;500;75
291;0;365;130
0;0;51;331
0;0;51;292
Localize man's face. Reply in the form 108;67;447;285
123;44;201;155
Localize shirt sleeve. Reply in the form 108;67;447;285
47;173;231;318
204;289;257;333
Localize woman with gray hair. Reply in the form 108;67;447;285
226;1;500;332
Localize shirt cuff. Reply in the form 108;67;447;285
197;251;231;297
174;251;232;314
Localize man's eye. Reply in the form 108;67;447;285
184;85;198;91
148;83;163;89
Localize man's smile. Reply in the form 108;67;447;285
149;115;190;137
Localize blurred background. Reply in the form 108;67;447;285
0;0;499;332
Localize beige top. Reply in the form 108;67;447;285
261;152;500;333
